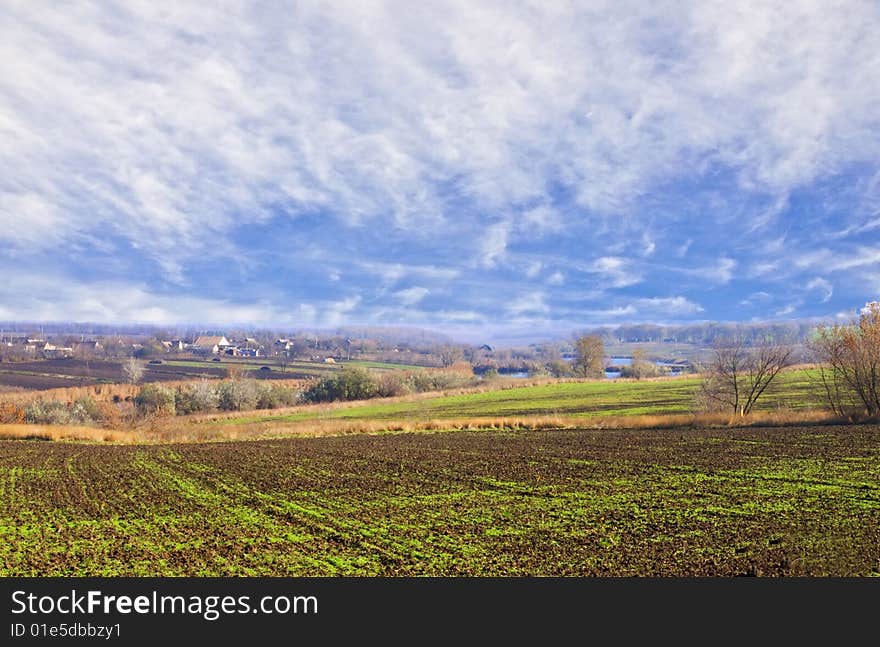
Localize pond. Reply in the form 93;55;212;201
605;356;687;379
490;358;689;380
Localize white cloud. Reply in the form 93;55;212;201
507;291;549;316
748;261;779;278
394;286;430;306
521;205;561;234
806;277;833;303
795;247;880;273
634;296;704;316
1;1;877;272
479;222;509;268
0;274;329;326
525;261;543;278
322;296;362;327
739;291;772;307
1;2;879;333
714;258;737;284
677;239;693;258
679;257;737;284
589;257;643;288
587;305;638;318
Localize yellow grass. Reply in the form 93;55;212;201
0;409;845;444
0;424;129;442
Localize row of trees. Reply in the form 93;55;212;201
579;321;815;346
682;305;880;418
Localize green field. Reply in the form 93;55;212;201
217;369;822;428
163;358;429;376
2;425;878;576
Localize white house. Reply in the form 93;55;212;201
42;342;74;359
192;336;231;355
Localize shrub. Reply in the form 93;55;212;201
302;367;378;403
407;369;475;392
26;401;66;425
255;383;300;409
175;381;220;414
217;379;259;411
134;384;176;416
620;362;662;379
375;372;412;398
545;360;573;378
72;397;100;421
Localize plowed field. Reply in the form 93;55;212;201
2;425;878;576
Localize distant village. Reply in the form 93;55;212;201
0;329;464;369
0;334;307;361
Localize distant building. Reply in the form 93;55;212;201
192;336;231;355
42;342;74;359
72;340;103;355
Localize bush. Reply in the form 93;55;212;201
301;366;479;405
134;384;176;416
217;379;259;411
24;400;97;425
255;383;300;409
407;369;475;392
620;362;662;379
71;397;100;421
375;372;412;398
302;367;378;403
175;381;220;414
71;396;103;422
546;360;573;378
25;401;69;425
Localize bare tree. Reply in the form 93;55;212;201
438;345;464;368
810;303;880;417
122;357;145;384
698;338;794;416
573;335;605;379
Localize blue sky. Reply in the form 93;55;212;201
1;1;879;343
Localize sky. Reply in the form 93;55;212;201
1;1;879;343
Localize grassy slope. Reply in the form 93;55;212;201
217;368;822;428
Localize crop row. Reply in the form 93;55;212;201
1;425;878;576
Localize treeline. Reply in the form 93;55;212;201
301;365;478;403
579;321;819;346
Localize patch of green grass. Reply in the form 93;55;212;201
222;368;827;427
